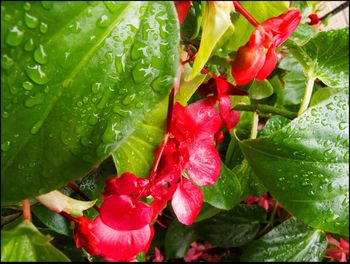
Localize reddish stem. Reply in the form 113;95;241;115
233;1;260;27
67;182;100;213
59;211;79;223
22;199;31;221
166;88;175;133
149;133;170;183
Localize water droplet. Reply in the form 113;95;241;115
24;12;39;29
122;93;135;105
132;62;147;84
30;121;43;134
311;108;317;117
24;2;31;11
112;106;131;117
1;141;11;152
88;114;99;125
33;44;48;64
39;22;48;34
24;38;35;51
82;97;89;104
22;81;34;90
327;184;333;192
338;122;347;130
6;25;24;46
326;103;335;111
344;152;349;161
135;102;144;109
80;137;92;147
2;111;9;119
26;64;49;85
41;1;53;9
1;54;14;70
24;93;44;108
151;75;173;93
104;1;118;12
97;15;110;28
67;21;81;33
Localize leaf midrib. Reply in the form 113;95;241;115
2;2;135;175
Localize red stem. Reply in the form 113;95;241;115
166;88;175;133
67;182;100;213
149;133;170;183
59;211;79;223
233;1;260;27
22;199;31;221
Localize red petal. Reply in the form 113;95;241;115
186;142;220;186
171;179;203;225
308;13;320;26
74;217;100;256
171;102;195;142
174;1;191;24
215;77;249;96
218;96;240;131
256;46;277;81
100;195;153;231
231;30;266;85
92;217;153;262
103;173;149;198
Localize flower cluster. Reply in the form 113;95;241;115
326;234;349;262
231;8;301;85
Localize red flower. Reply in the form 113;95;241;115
244;193;283;213
174;1;191;24
184;241;221;262
231;9;301;85
74;217;100;256
308;13;320;26
171;178;203;225
152;247;165;262
326;235;349;262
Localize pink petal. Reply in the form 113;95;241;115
218;96;240;131
92;216;153;262
100;195;153;231
171;179;203;225
174;1;191;24
153;247;165;262
256;45;277;81
103;173;149;198
171;102;195;142
74;217;101;256
187;141;221;186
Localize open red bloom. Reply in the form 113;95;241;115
74;217;100;256
174;1;191;24
326;235;349;262
231;9;301;85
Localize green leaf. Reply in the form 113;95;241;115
282;70;307;105
248;79;274;100
113;64;206;178
194;203;221;223
164;220;198;260
288;23;318;46
32;205;70;236
189;2;234;79
239;91;349;236
241;217;327;262
310;87;342;107
1;1;179;203
228;2;288;52
1;220;70;261
288;28;349;88
258;115;291;138
194;204;267;247
201;162;241;210
232;160;267;200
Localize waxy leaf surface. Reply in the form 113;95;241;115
1;1;179;203
239;92;349;236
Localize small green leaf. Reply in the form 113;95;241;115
288;28;349;88
165;220;198;260
239;91;349;236
258;115;291;137
194;204;267;247
1;1;179;203
288;23;318;46
189;2;234;79
282;71;307;105
241;218;327;262
201;162;241;210
194;203;221;223
1;220;70;262
248;79;274;100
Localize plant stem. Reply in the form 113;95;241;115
256;202;280;237
59;211;79;223
298;74;315;116
250;111;259;139
232;104;297;119
22;199;31;221
233;1;260;27
320;2;349;21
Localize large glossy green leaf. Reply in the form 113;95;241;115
1;220;70;261
112;64;206;178
201;162;241;210
241;218;327;262
1;1;179;203
228;2;288;52
288;28;349;88
164;220;198;260
194;204;267;247
239;92;349;236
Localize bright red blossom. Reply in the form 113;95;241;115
174;1;191;24
326;234;349;262
231;9;301;85
308;13;321;26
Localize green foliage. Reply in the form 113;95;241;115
1;220;70;261
241;218;327;262
1;1;179;203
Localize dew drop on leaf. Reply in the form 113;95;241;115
24;37;35;51
25;64;49;85
1;141;11;152
30;121;43;134
1;54;14;70
24;12;39;29
23;2;31;11
6;26;24;47
22;81;34;91
24;93;44;108
41;1;53;10
39;22;48;34
97;15;110;28
33;44;48;64
2;111;9;119
122;93;135;105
